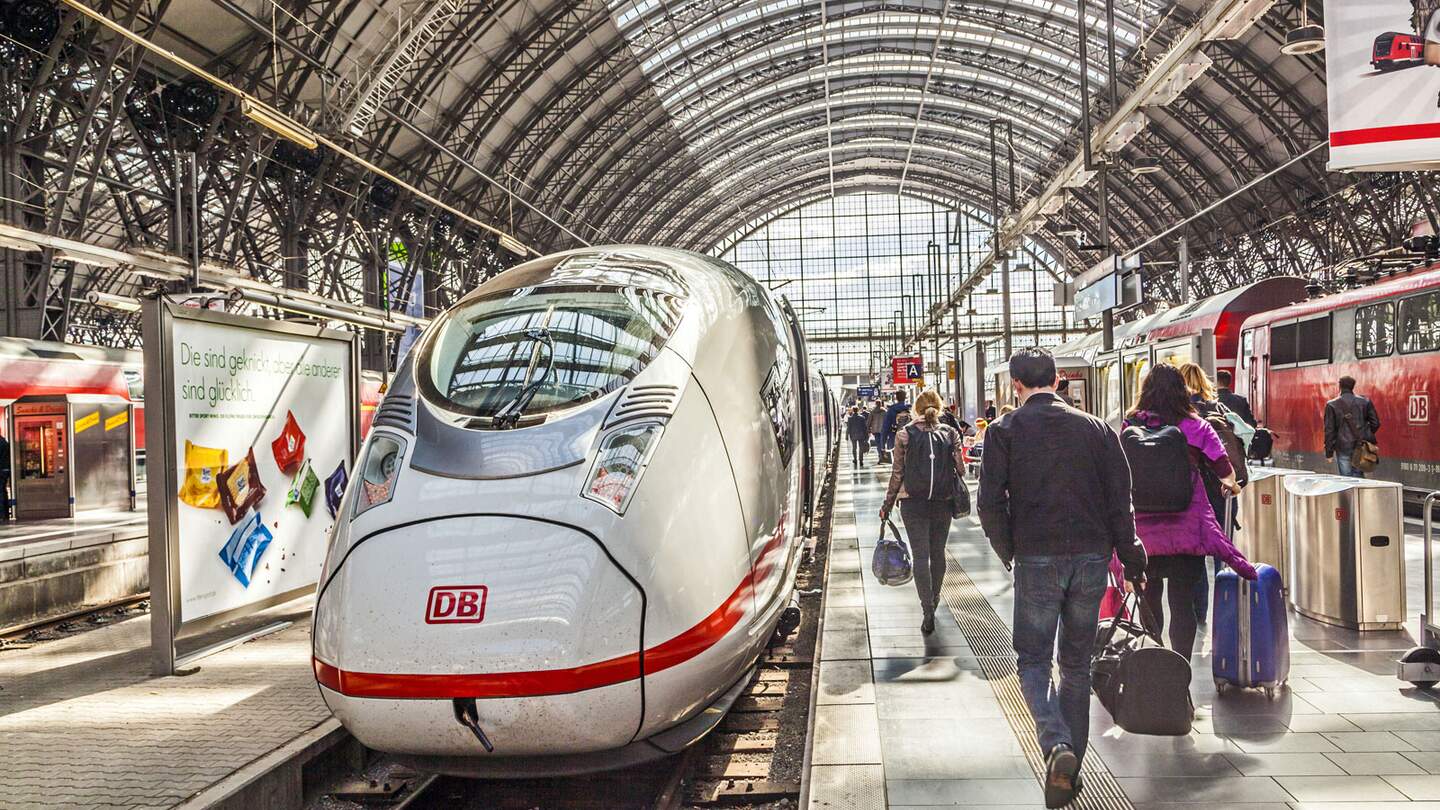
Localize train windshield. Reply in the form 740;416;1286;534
419;284;683;424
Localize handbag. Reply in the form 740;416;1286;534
871;518;914;586
1343;411;1380;472
1092;590;1194;736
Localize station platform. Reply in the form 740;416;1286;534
808;453;1440;809
0;508;148;630
0;596;329;810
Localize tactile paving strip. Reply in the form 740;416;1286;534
938;560;1134;810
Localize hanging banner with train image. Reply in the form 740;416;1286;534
1326;0;1440;169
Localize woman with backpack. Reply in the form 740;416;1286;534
1125;364;1257;661
880;389;970;634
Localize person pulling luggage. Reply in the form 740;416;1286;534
977;348;1147;809
879;389;969;636
1122;364;1257;662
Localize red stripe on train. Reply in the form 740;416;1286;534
315;517;789;699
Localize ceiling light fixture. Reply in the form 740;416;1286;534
1131;155;1163;175
242;99;318;150
1281;23;1325;55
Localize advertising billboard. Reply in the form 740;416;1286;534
1326;0;1440;170
144;299;358;672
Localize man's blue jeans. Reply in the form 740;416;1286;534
1013;553;1110;764
1336;454;1366;478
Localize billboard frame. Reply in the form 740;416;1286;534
143;296;360;675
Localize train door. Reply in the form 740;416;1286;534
777;298;816;531
1095;354;1122;428
69;398;134;512
1242;327;1269;423
11;399;71;519
1121;347;1153;415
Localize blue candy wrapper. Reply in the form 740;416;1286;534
219;511;273;588
325;462;348;518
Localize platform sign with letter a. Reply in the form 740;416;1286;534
892;355;923;384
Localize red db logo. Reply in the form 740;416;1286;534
1336;507;1348;522
1261;494;1272;505
425;586;487;624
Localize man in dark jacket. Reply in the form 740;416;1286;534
1324;375;1381;477
1215;370;1256;427
880;390;910;454
978;348;1146;809
845;407;870;467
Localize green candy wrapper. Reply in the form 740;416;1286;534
286;459;320;517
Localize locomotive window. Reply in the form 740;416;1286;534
1270;323;1297;365
1400;291;1440;354
419;284;683;422
1296;315;1331;364
1271;316;1330;366
1355;302;1395;359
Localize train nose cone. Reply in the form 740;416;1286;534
313;515;644;757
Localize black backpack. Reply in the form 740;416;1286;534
1121;424;1192;513
1248;427;1273;460
902;425;959;502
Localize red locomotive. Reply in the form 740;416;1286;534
1235;264;1440;492
1373;32;1425;71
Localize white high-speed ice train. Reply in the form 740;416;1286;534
312;246;836;776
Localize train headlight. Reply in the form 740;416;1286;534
353;433;406;519
583;420;664;515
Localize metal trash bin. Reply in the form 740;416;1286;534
1234;467;1307;578
1284;475;1405;631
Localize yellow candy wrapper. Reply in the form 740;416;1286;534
179;441;228;509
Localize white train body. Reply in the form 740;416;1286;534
312;247;832;776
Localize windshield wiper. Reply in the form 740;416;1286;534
493;327;555;430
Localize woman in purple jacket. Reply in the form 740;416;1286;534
1125;364;1257;660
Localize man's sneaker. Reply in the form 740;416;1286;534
1044;744;1079;809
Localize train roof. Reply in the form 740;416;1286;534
1239;263;1440;329
0;336;141;365
1050;276;1307;360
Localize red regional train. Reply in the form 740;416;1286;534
1373;32;1425;71
1042;264;1440;497
1235;264;1440;492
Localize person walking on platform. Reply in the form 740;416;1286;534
1125;364;1257;663
867;400;886;459
977;348;1147;809
880;389;968;636
881;389;911;457
1324;375;1380;478
846;406;870;468
1180;362;1249;624
940;403;960;430
1216;370;1256;427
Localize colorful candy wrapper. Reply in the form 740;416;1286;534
325;462;348;518
286;459;320;517
218;448;266;524
179;441;227;509
218;511;273;588
270;411;306;475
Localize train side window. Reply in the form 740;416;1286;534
1355;302;1395;358
1270;322;1297;365
1296;315;1331;364
1240;330;1253;369
1400;291;1440;354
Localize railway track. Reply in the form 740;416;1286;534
313;450;836;810
0;594;150;647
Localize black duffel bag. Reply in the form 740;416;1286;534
1092;592;1194;736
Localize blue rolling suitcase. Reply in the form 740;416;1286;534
1213;562;1290;698
1213;496;1290;699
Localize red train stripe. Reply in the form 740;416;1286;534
316;517;790;700
1330;122;1440;148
